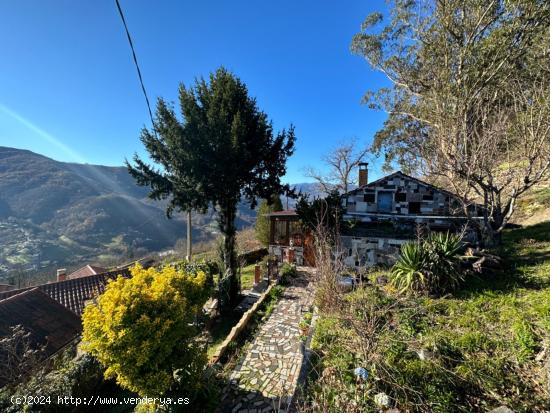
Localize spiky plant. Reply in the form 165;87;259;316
391;232;466;295
424;232;465;293
390;242;430;294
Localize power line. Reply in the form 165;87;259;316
114;0;155;129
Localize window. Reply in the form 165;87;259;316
274;220;288;244
395;192;406;202
364;193;375;203
423;194;434;201
408;202;421;214
289;221;303;246
377;191;393;212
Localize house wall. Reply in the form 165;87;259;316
268;245;305;266
342;174;450;216
339;172;479;270
340;236;408;268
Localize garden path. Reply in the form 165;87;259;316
218;267;315;413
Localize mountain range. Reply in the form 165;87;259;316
0;146;320;279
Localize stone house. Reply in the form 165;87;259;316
340;164;481;268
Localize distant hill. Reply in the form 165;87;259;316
0;147;257;277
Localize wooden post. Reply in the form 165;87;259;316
288;248;295;264
254;265;261;285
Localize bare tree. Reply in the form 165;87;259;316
352;0;550;244
423;77;550;243
0;325;46;386
304;138;370;195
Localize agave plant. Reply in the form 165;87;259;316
390;242;430;294
424;232;465;293
391;232;466;295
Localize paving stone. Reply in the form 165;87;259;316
218;268;315;412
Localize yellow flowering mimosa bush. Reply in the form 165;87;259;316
81;264;212;397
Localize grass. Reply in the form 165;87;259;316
514;186;550;224
206;311;243;359
217;285;284;367
302;222;550;413
240;263;257;291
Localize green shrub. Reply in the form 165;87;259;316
279;263;297;285
390;242;429;293
391;232;465;295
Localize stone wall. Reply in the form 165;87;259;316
340;236;408;268
268;245;304;266
343;172;451;216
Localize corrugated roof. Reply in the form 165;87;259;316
0;288;82;387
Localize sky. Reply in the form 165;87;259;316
0;0;389;183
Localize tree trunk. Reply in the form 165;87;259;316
218;200;239;311
186;210;192;260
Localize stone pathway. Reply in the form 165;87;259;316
219;267;315;413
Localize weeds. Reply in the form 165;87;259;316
298;223;550;412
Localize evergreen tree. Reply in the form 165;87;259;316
127;67;295;309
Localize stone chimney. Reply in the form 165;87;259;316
358;162;369;187
57;268;67;282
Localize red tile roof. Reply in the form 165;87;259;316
0;268;131;316
0;288;82;387
67;264;108;280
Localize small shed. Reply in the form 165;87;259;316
267;210;315;266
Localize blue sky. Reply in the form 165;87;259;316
0;0;389;183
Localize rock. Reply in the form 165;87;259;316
416;348;435;361
374;392;390;407
488;406;514;413
337;276;354;292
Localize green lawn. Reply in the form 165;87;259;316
303;222;550;413
206;311;243;359
240;263;258;291
206;262;262;358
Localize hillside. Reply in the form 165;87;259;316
0;147;257;278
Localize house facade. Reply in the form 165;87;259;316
340;164;480;268
265;165;480;269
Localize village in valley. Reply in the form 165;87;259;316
0;1;549;413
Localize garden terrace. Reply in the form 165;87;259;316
299;222;550;412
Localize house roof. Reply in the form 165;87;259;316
67;264;107;280
115;256;156;270
344;171;459;198
0;288;82;387
266;209;298;217
0;268;131;316
0;284;15;292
